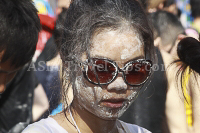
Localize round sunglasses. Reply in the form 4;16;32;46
81;58;152;87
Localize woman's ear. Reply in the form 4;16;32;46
154;37;161;47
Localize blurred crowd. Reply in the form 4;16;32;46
0;0;200;133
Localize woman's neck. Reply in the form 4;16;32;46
70;99;119;133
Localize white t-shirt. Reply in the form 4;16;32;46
22;117;151;133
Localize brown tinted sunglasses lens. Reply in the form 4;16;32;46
87;60;116;84
125;62;151;85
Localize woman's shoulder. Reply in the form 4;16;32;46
119;120;151;133
22;117;68;133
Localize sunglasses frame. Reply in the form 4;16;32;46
81;58;152;87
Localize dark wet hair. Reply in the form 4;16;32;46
173;37;200;99
0;0;41;68
177;37;200;74
56;0;155;118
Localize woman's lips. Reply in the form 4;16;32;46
100;99;127;108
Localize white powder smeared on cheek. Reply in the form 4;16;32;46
94;86;103;98
75;77;115;119
75;77;95;104
74;77;132;119
74;65;140;120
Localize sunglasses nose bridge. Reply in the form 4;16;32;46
113;67;128;85
114;66;124;76
118;67;123;72
118;66;127;76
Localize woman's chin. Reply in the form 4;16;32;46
98;115;119;121
91;108;126;121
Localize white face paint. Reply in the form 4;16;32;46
75;77;140;119
120;33;143;60
90;28;143;63
74;29;145;120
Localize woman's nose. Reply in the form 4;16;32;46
107;77;127;92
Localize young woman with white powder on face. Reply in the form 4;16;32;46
23;0;155;132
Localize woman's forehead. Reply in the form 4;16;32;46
88;29;144;62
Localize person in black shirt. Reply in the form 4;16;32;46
0;0;40;132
